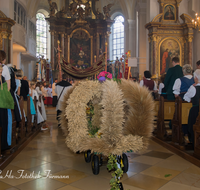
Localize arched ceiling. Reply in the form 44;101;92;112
25;0;140;20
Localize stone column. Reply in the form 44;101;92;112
61;33;65;58
188;36;193;65
106;32;110;60
50;31;55;70
152;35;157;76
137;2;147;77
96;33;99;58
127;19;137;77
2;31;9;62
64;34;68;61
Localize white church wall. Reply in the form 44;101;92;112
13;24;27;48
193;30;200;68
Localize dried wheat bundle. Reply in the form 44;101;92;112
62;79;154;156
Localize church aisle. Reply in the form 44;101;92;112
0;108;200;190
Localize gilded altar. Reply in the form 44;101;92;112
145;0;194;78
47;0;113;71
0;11;15;63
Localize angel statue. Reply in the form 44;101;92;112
96;8;104;20
48;0;58;17
85;1;91;17
69;0;78;16
103;4;114;20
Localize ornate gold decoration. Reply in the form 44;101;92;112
152;35;157;41
152;13;163;22
148;37;151;43
2;32;8;39
188;36;193;43
180;14;193;24
9;34;12;40
48;0;58;17
0;35;2;50
0;10;7;18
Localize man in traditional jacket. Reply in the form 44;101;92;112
55;73;72;128
164;57;183;100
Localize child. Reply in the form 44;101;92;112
29;81;48;131
35;82;47;121
47;84;53;106
41;81;48;105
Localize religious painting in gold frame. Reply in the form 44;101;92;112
159;37;181;75
68;28;93;67
163;4;176;21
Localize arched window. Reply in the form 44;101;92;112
36;13;47;59
112;15;124;60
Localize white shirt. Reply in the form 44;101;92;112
55;84;72;111
173;75;193;95
30;88;39;100
158;83;165;94
47;87;52;98
36;87;42;95
140;78;157;91
183;83;200;102
41;86;48;97
52;82;57;96
194;69;200;78
2;64;10;81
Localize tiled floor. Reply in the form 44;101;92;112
1;108;200;190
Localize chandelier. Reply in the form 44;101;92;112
192;13;200;30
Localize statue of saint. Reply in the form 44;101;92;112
85;1;91;16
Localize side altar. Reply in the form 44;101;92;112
47;0;114;72
145;0;194;78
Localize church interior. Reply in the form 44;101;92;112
1;0;200;189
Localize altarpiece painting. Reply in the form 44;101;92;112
70;29;91;68
160;38;180;75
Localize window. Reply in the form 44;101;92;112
14;0;26;29
112;15;124;60
36;13;47;59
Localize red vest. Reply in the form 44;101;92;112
143;79;154;91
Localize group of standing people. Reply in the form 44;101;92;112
157;57;200;147
0;50;50;156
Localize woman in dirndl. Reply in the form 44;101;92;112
0;50;13;155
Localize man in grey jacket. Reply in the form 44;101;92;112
55;73;72;128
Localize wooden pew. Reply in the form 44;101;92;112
156;96;175;140
153;99;159;135
193;100;200;159
171;96;192;150
26;96;32;137
18;96;26;143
